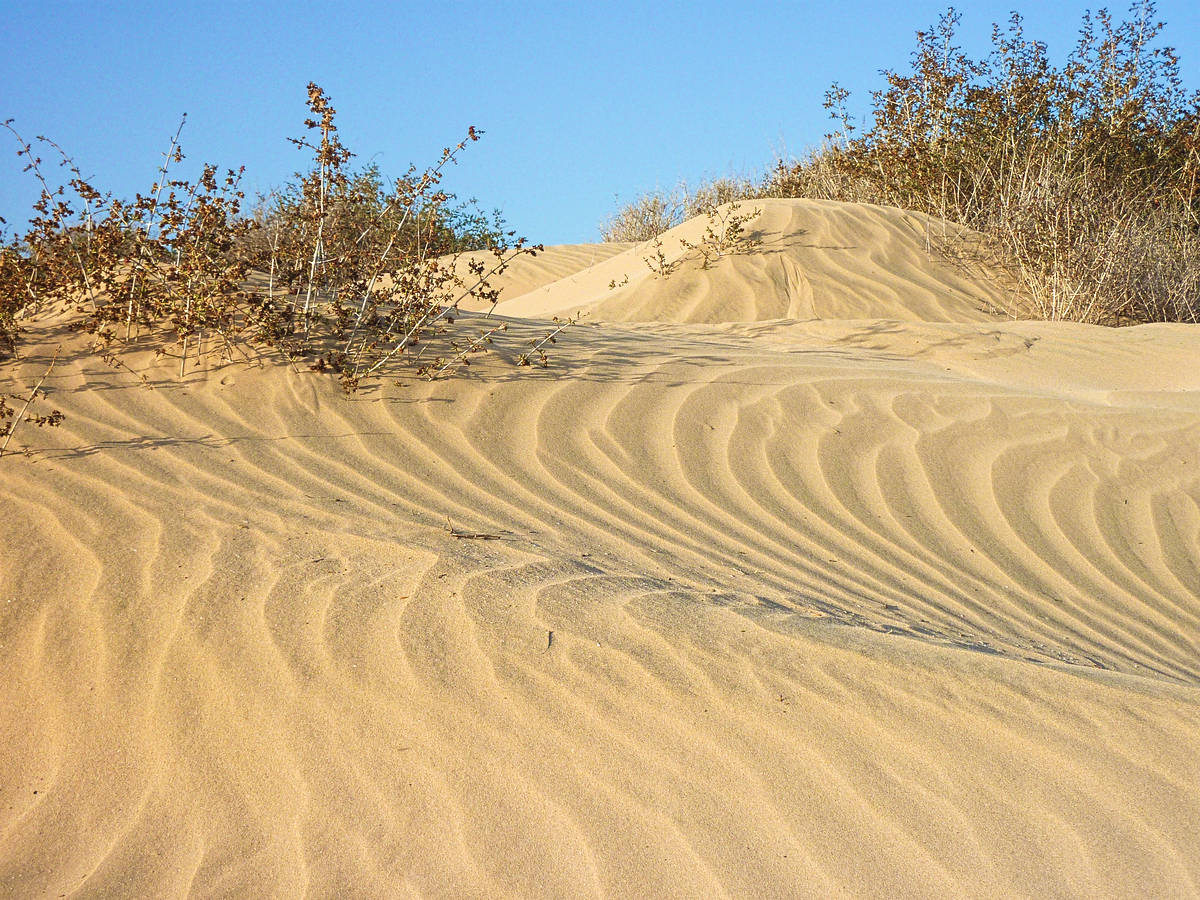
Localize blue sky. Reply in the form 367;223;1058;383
2;0;1197;244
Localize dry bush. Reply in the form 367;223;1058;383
770;1;1200;324
3;114;259;374
238;84;542;388
763;145;884;205
1;84;553;402
641;234;677;278
600;189;684;242
0;245;26;358
640;200;763;278
680;176;761;219
678;200;763;268
602;175;762;243
0;179;64;454
0;349;62;458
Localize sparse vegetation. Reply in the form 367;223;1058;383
642;234;677;278
0;349;62;458
637;200;763;279
678;200;762;269
1;83;553;413
601;176;759;242
605;1;1200;324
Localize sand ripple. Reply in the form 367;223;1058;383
3;206;1199;896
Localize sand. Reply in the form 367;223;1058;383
2;198;1198;897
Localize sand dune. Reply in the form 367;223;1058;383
455;241;636;312
501;199;1011;324
2;200;1199;897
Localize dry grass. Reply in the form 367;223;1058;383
600;176;760;242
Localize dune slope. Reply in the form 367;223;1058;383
2;201;1198;898
501;199;1011;324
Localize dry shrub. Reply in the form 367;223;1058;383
238;84;542;387
640;200;763;279
0;245;25;358
678;200;763;269
0;349;62;457
680;176;761;219
1;83;552;400
600;189;684;242
763;144;883;205
1;117;254;371
601;175;762;242
771;1;1200;324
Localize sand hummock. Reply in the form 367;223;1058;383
2;199;1199;897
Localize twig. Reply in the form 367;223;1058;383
443;516;505;540
1;347;60;458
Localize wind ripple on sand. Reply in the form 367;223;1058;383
2;211;1199;896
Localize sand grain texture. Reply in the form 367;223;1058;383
2;199;1199;898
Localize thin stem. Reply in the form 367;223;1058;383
0;347;60;458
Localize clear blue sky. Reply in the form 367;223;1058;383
2;0;1197;244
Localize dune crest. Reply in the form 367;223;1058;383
2;200;1199;897
500;199;1010;324
454;241;636;311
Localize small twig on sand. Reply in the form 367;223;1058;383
1;347;61;458
444;516;505;540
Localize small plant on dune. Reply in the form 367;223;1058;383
0;348;63;458
642;234;678;278
516;313;581;368
1;83;562;417
678;200;763;268
606;177;764;276
770;1;1200;324
638;200;762;278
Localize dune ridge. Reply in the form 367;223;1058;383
2;200;1199;897
454;241;636;312
500;199;1011;324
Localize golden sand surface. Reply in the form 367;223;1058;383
2;200;1198;897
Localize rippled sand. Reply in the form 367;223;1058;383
2;200;1198;897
